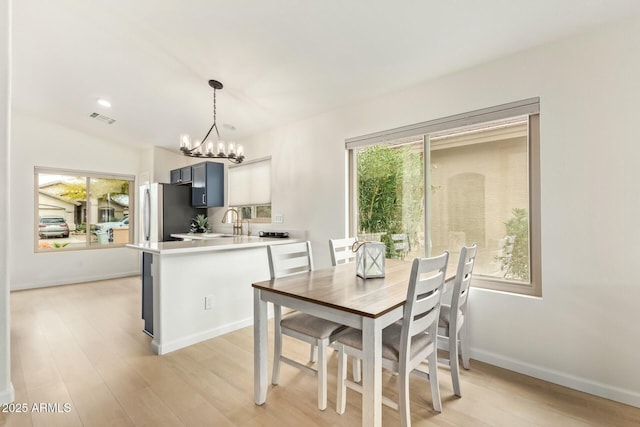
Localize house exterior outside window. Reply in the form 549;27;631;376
35;168;135;251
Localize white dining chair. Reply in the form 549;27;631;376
267;241;346;410
437;243;477;397
335;252;449;427
329;237;357;266
329;237;363;381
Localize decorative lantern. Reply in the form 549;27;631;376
353;241;386;279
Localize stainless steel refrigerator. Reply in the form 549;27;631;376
139;182;200;336
140;182;200;242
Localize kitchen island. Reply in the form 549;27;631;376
127;235;299;355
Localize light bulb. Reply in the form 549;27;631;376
180;134;191;149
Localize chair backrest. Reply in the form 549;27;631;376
450;243;478;322
267;241;314;279
400;252;449;358
329;237;357;266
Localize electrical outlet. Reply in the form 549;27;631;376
274;214;284;223
204;295;213;310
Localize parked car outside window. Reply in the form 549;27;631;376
39;216;70;238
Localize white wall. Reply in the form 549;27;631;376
239;14;640;407
149;146;193;184
9;112;142;289
0;0;14;405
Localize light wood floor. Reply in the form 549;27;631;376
2;276;639;427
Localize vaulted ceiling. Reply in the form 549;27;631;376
11;1;640;152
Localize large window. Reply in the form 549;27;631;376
348;99;541;296
35;168;135;251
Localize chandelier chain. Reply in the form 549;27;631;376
213;86;218;137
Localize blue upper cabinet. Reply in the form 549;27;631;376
170;166;192;185
191;161;224;207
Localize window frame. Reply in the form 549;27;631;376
347;99;541;297
235;204;272;223
34;167;136;252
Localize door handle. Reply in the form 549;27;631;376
202;194;206;204
144;188;151;241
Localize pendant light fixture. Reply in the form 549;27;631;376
179;79;245;163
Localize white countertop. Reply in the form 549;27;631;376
126;235;299;255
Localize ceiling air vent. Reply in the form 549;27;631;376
89;112;116;124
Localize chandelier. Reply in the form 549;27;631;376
179;79;245;163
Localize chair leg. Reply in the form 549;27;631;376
352;358;361;382
459;322;471;370
310;344;317;363
272;305;282;385
398;361;411;427
450;328;461;397
427;351;442;412
336;345;347;414
317;339;328;410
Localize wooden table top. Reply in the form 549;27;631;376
253;260;424;319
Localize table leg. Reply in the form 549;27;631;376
362;316;382;427
253;288;268;404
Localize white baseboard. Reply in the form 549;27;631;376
0;383;15;405
156;317;255;355
10;271;140;291
471;348;640;408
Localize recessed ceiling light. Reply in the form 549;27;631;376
97;98;112;108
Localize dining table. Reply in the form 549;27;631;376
252;258;453;427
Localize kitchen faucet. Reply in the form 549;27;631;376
221;208;243;235
242;218;252;236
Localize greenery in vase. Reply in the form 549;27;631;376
190;214;210;233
